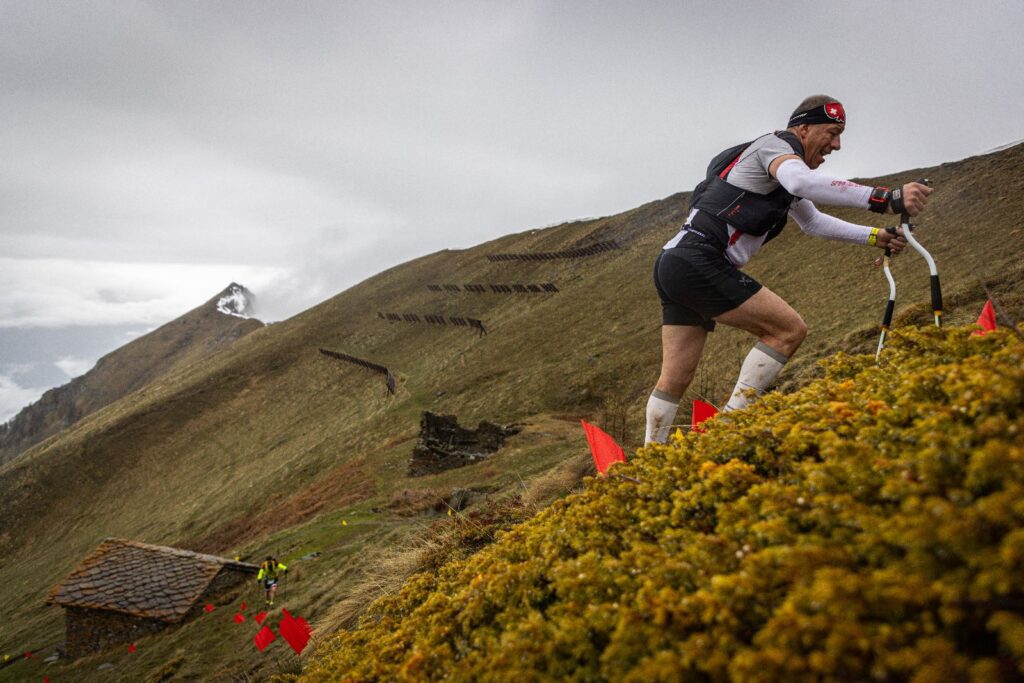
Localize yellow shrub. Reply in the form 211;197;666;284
301;327;1024;682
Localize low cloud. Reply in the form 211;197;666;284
0;258;286;328
251;221;418;322
55;356;94;379
0;374;45;425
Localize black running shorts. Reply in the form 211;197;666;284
653;246;763;329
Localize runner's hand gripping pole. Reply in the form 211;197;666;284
875;227;898;360
899;179;942;327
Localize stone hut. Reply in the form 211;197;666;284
407;411;520;477
47;538;258;658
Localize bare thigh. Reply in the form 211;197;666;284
713;285;807;356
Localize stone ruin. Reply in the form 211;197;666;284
407;412;520;477
47;538;258;659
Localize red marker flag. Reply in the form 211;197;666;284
255;611;267;625
580;420;626;475
253;625;276;652
973;299;997;335
691;400;718;433
283;607;313;634
203;604;215;613
240;601;247;611
278;609;311;655
233;613;246;624
128;643;136;653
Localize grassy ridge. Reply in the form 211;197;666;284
302;326;1024;681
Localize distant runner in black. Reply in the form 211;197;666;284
645;95;932;443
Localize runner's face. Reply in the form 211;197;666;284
802;123;844;169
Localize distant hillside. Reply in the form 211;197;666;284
0;284;262;465
2;143;1023;682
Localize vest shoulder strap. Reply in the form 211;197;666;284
773;129;804;157
689;140;753;210
690;131;802;210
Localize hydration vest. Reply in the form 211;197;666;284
259;560;284;580
689;131;804;241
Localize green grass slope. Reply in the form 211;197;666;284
302;326;1024;682
1;143;1022;681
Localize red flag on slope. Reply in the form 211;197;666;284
280;608;312;634
278;609;311;655
253;626;276;652
691;400;718;433
255;611;267;624
284;607;313;633
240;601;247;611
233;613;246;624
973;299;997;335
128;643;136;653
203;604;215;613
580;420;626;475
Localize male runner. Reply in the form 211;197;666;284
645;95;932;443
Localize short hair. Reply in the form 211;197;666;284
790;94;840;120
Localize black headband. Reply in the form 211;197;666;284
788;102;846;128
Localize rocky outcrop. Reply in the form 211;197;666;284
407;412;520;477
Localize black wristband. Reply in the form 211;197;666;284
889;185;906;215
868;186;890;214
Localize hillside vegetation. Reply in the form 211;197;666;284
1;143;1023;681
303;326;1024;682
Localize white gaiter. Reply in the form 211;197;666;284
724;342;789;412
645;389;681;444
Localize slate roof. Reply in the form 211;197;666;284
48;538;259;622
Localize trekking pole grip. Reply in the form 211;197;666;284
884;226;897;259
930;275;943;325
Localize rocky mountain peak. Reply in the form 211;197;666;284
215;283;255;319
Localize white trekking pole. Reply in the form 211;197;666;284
875;228;898;359
899;179;942;327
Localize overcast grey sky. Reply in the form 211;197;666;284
2;0;1023;421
